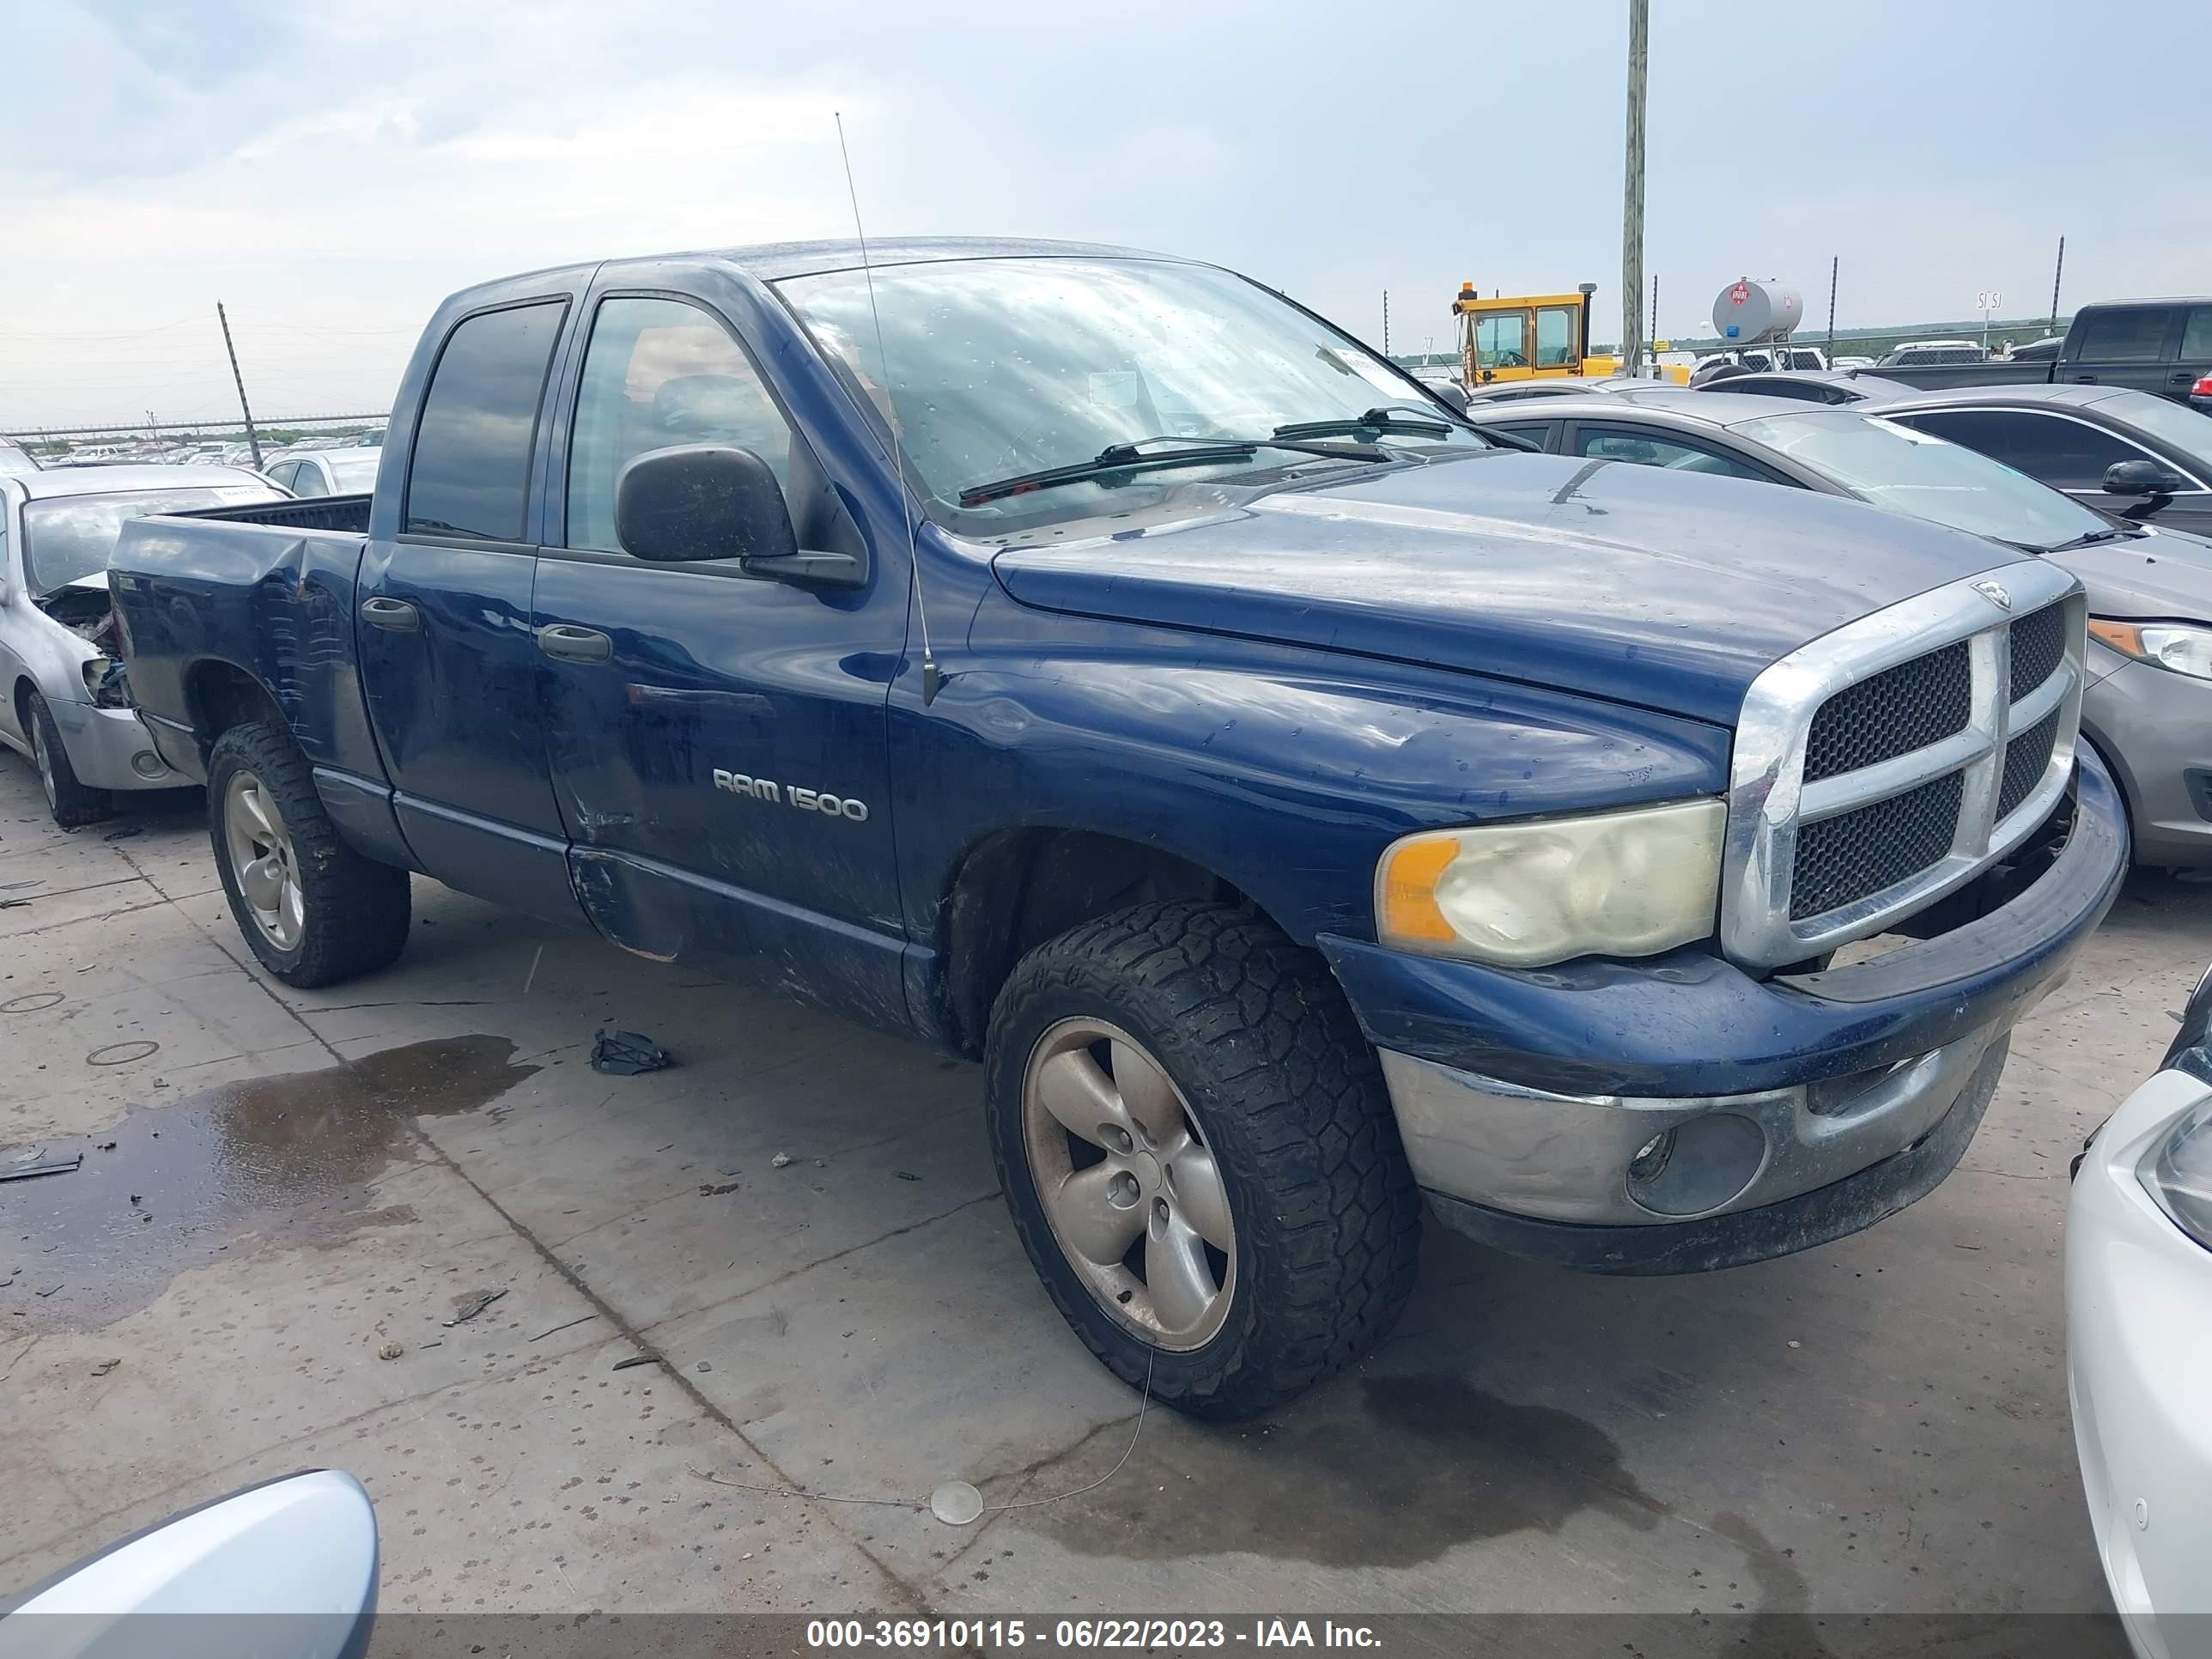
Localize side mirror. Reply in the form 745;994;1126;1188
1429;380;1471;414
1;1469;377;1653
2103;459;2187;499
614;444;861;587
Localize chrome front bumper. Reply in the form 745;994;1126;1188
1381;1019;2005;1230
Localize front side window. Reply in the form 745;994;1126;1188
565;295;796;554
1737;412;2115;548
1574;426;1772;481
2076;307;2174;363
1890;408;2142;489
778;258;1490;529
404;300;566;541
1534;306;1578;368
2184;307;2212;362
1474;311;1528;370
21;485;282;594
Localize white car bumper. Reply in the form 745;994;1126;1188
2066;1067;2212;1659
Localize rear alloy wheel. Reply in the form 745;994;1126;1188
985;901;1422;1419
25;690;111;828
206;721;411;988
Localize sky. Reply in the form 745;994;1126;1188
4;0;2209;430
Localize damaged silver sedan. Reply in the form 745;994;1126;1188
0;464;284;825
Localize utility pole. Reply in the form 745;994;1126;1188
217;302;264;468
1620;0;1649;379
1382;289;1390;356
1826;255;1838;356
2049;235;2065;337
1650;271;1660;346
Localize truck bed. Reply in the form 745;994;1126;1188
1858;361;2055;392
165;491;374;534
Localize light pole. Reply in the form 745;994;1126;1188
1620;0;1649;378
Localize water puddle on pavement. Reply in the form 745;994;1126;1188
1;1034;538;1332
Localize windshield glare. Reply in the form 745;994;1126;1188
21;485;279;593
1732;412;2112;550
777;258;1486;525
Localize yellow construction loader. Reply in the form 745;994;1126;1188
1451;282;1688;386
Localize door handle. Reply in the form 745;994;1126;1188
538;624;613;664
359;596;421;633
2071;374;2098;383
2172;371;2194;384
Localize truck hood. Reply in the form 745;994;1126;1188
991;452;2034;728
2048;523;2212;620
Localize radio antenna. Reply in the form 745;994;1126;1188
836;111;940;704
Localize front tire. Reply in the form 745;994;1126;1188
984;901;1421;1419
208;721;411;988
26;691;111;828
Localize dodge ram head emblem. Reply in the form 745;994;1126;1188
1972;579;2013;611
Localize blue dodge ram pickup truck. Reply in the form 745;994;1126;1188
109;238;2128;1416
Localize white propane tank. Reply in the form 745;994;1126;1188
1711;279;1804;344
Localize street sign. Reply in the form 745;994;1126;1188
1977;290;2002;311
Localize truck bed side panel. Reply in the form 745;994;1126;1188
1866;362;2056;392
111;516;392;817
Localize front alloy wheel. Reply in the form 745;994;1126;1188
1023;1018;1236;1352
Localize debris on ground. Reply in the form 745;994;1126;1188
699;1180;740;1196
97;1142;115;1152
89;1358;119;1376
696;1360;712;1373
591;1029;672;1076
0;1154;82;1184
527;1314;599;1342
378;1340;404;1361
612;1354;658;1372
894;1170;921;1182
442;1287;507;1327
101;827;142;842
0;899;29;911
35;1285;61;1298
771;1152;793;1170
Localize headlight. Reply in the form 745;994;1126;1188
2139;1097;2212;1251
1374;799;1725;968
81;657;131;709
2087;618;2212;681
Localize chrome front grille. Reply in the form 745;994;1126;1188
1720;564;2086;971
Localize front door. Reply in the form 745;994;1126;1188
355;294;578;920
530;289;910;1029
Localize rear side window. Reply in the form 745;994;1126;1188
1893;409;2141;489
2075;307;2173;363
1573;426;1774;481
405;301;567;541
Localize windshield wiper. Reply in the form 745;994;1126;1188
957;435;1384;508
2038;526;2139;552
1273;405;1455;441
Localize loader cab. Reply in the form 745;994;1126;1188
1455;283;1601;385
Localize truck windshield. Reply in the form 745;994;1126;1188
21;484;280;594
776;257;1487;526
1734;412;2118;552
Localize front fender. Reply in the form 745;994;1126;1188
895;602;1733;951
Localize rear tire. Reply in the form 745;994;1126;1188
208;721;410;988
984;901;1422;1419
26;691;112;829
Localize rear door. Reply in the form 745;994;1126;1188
2063;305;2183;395
355;285;584;920
527;276;910;1026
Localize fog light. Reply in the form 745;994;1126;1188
1626;1113;1767;1217
130;750;166;779
1628;1131;1674;1182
